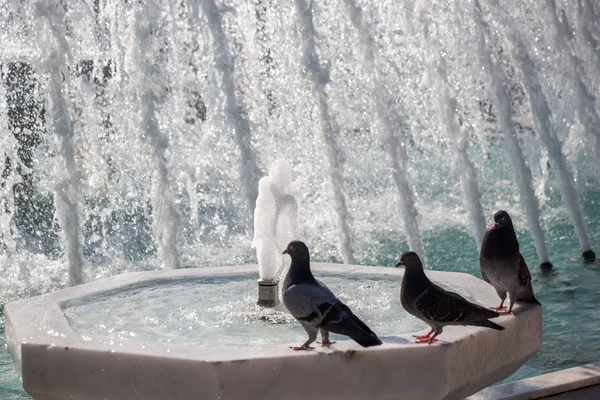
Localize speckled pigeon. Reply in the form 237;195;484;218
282;240;382;350
480;210;541;315
397;251;504;344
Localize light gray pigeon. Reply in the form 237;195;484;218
282;240;382;350
480;210;541;315
397;251;504;344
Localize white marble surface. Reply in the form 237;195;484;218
468;362;600;400
4;263;542;400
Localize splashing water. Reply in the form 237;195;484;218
253;159;298;281
1;0;598;280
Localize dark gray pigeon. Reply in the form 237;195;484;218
480;210;541;314
282;240;382;350
397;251;504;344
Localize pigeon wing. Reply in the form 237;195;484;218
516;253;540;304
283;282;337;324
416;286;467;323
517;254;532;289
319;301;376;336
416;285;499;323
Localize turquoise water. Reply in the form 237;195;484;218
1;189;600;397
0;314;28;399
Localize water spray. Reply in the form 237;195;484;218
253;160;298;308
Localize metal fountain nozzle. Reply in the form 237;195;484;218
257;278;279;308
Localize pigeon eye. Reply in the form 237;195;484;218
290;245;296;251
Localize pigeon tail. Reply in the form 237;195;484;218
470;306;503;321
470;319;505;331
516;291;541;305
320;303;383;348
341;313;383;347
351;332;383;347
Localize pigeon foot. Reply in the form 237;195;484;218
290;345;315;351
491;305;507;311
317;341;336;347
412;329;434;339
415;337;439;344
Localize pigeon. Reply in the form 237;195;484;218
396;251;504;344
282;240;382;350
480;210;541;315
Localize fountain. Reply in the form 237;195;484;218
253;159;298;307
4;263;541;400
0;0;599;398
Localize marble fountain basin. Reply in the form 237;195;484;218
4;263;541;400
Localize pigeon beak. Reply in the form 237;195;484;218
282;249;289;255
395;261;405;268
